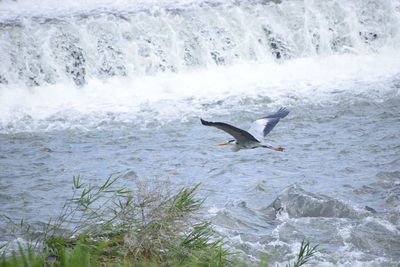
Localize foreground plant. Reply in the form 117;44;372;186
290;240;319;267
1;176;229;266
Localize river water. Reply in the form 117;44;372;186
0;0;400;265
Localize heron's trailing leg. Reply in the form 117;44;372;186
262;145;284;152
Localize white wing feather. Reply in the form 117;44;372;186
248;107;289;141
248;119;269;141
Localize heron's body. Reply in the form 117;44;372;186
200;107;289;152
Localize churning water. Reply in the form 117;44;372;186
1;0;400;265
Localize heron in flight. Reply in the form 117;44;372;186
200;107;289;152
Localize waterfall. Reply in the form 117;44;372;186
0;0;398;87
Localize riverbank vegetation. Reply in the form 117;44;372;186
1;176;317;266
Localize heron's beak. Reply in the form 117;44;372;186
217;142;230;146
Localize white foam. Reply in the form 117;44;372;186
1;50;399;133
208;206;223;215
364;216;400;234
0;0;205;20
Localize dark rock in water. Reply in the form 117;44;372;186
51;32;87;86
359;32;378;43
45;255;58;263
261;26;291;60
210;51;225;65
260;0;282;4
66;48;86;86
0;74;8;84
365;206;377;213
263;185;359;219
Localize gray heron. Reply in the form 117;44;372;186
200;107;289;152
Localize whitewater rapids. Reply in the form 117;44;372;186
1;0;400;265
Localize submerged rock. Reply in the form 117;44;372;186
263;185;359;219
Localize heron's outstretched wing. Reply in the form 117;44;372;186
200;119;259;143
248;107;289;140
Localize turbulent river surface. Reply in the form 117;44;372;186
1;0;400;265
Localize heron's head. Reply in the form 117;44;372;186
218;139;236;146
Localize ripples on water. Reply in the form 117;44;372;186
1;0;400;265
1;83;399;264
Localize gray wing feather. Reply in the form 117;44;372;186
248;107;289;139
265;107;289;119
200;119;259;143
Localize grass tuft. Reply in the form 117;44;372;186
290;240;319;267
1;177;231;266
